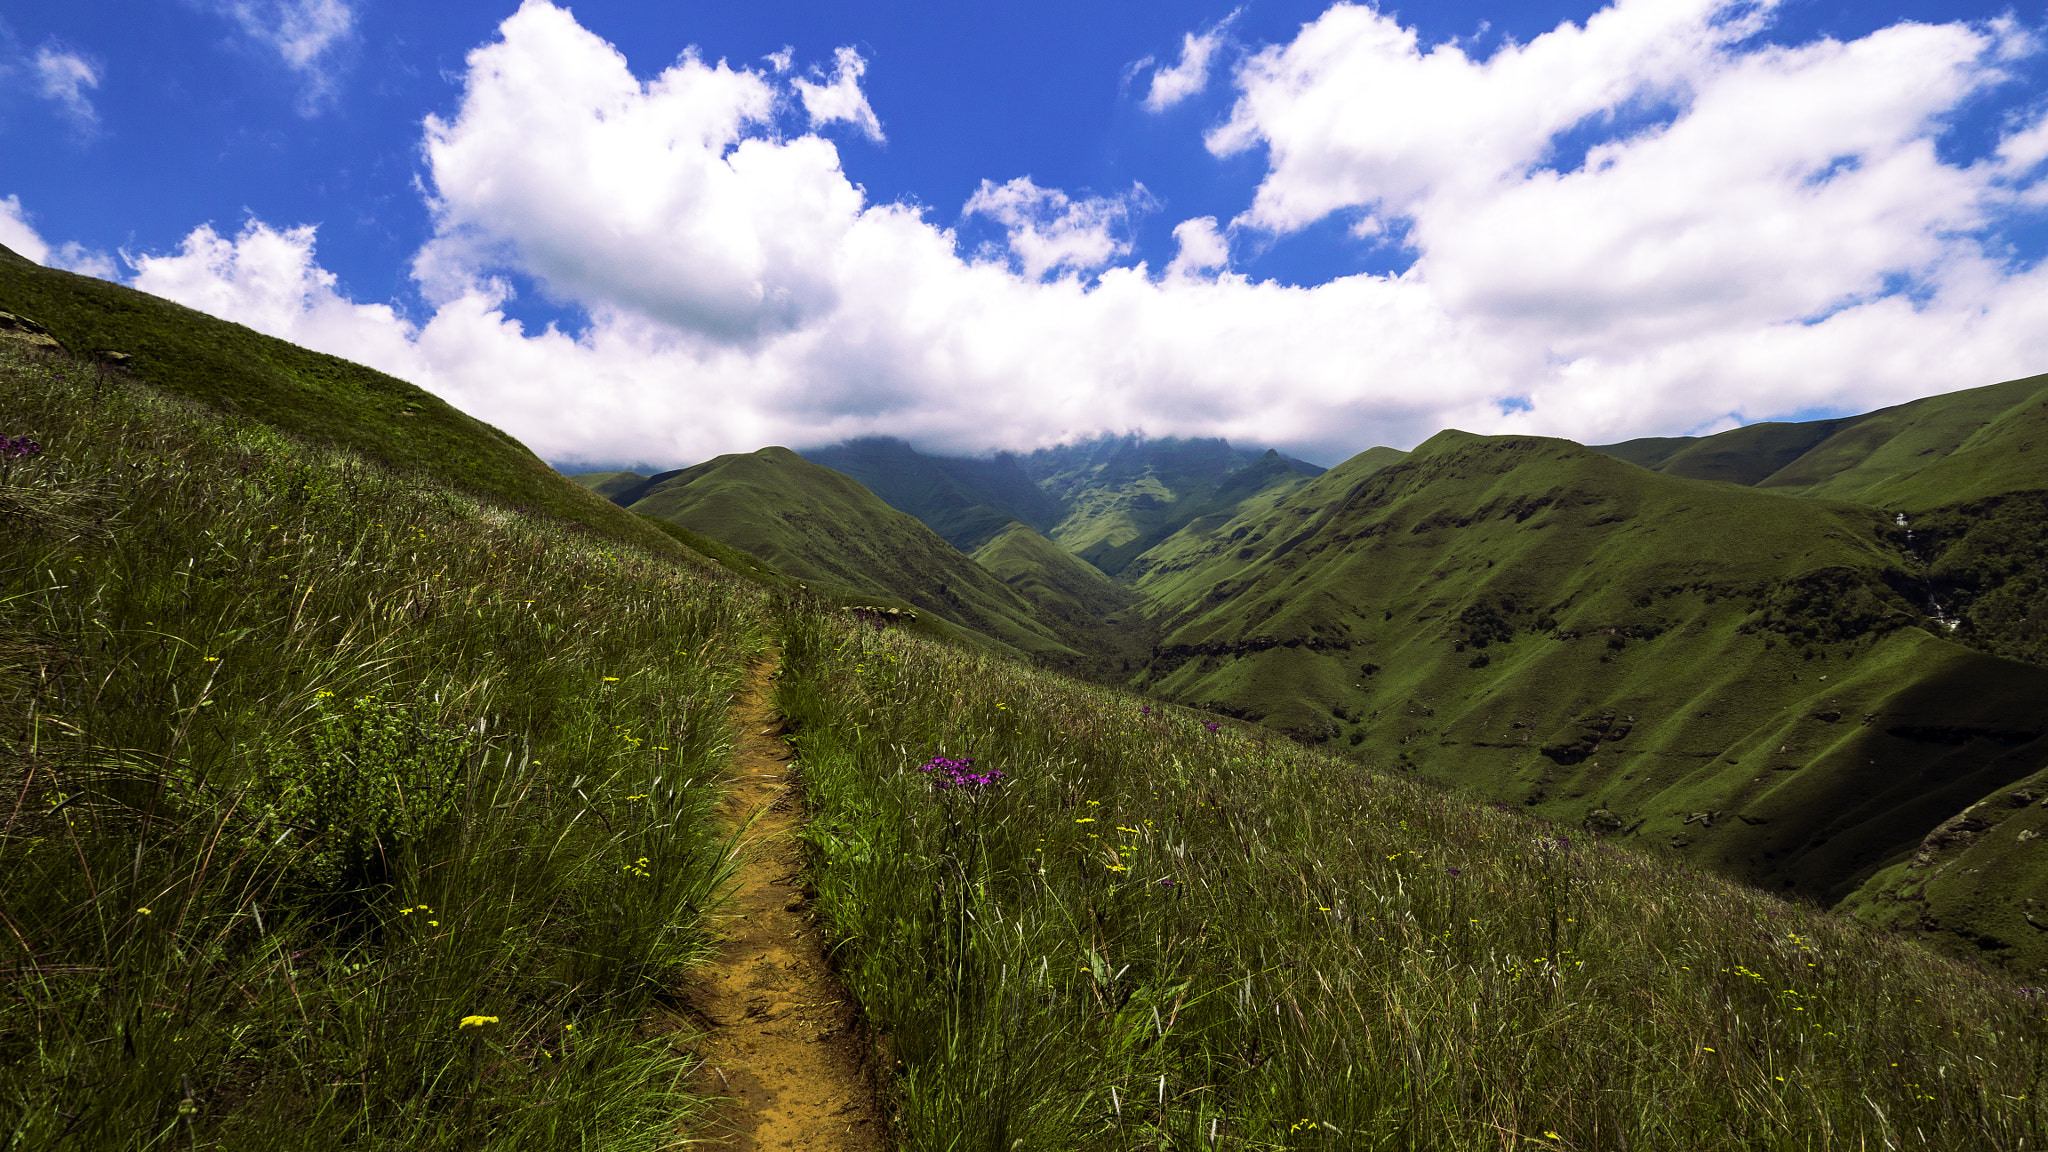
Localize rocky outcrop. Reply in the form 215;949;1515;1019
0;311;62;352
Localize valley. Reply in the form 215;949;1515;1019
2;242;2044;1149
582;378;2048;977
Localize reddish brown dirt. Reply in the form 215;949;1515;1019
683;660;885;1151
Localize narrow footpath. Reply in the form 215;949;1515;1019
684;658;884;1151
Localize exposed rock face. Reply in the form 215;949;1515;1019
0;311;62;351
1913;809;1995;867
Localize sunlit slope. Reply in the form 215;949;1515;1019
1125;444;1409;586
969;520;1153;666
612;447;1087;660
1794;375;2048;509
1025;438;1327;575
1596;372;2048;508
1129;431;2048;936
0;244;692;560
799;437;1062;552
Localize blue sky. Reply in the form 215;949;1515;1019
5;0;2048;467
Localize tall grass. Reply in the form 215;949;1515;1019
0;347;766;1149
775;598;2048;1151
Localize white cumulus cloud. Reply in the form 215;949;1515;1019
963;177;1155;281
1143;14;1237;112
793;45;884;141
1165;216;1230;279
129;221;422;366
84;0;2048;470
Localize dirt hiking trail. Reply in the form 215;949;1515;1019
684;657;885;1151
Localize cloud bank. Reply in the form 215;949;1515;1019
20;0;2048;469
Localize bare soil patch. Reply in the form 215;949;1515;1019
682;658;884;1151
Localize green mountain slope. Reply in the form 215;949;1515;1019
0;243;693;563
1126;444;1409;588
1126;430;2048;969
589;448;1099;663
1021;436;1328;575
798;437;1063;552
0;342;763;1147
570;469;660;504
1596;372;2048;508
969;520;1152;667
1593;374;2048;672
798;434;1330;576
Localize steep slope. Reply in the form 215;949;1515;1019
598;448;1093;662
0;244;691;561
1840;763;2048;964
969;521;1153;668
1128;430;2048;968
1022;436;1328;575
798;437;1062;552
571;469;659;504
1594;374;2048;673
798;434;1329;576
1126;445;1409;585
1595;372;2048;507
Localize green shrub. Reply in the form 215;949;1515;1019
254;691;474;892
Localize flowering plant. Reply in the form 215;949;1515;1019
917;754;1003;790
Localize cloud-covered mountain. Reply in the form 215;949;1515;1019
14;0;2048;470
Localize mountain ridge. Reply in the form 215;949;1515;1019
9;241;2045;976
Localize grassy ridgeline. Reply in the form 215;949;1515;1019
775;604;2047;1151
0;347;765;1149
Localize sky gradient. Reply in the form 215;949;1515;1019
5;0;2048;468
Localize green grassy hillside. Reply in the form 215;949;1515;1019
1023;437;1330;575
1124;430;2048;972
0;344;760;1149
1758;374;2048;508
774;600;2046;1150
1590;373;2048;676
588;448;1103;664
0;244;693;564
9;228;2048;1149
798;436;1063;552
796;434;1333;577
568;469;658;504
969;520;1153;668
1125;444;1410;584
1596;372;2048;508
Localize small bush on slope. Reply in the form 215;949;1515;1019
776;600;2047;1151
0;347;765;1150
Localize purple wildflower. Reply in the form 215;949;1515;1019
1140;705;1151;716
1204;721;1220;732
1;435;41;460
916;755;1003;791
1445;867;1461;876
